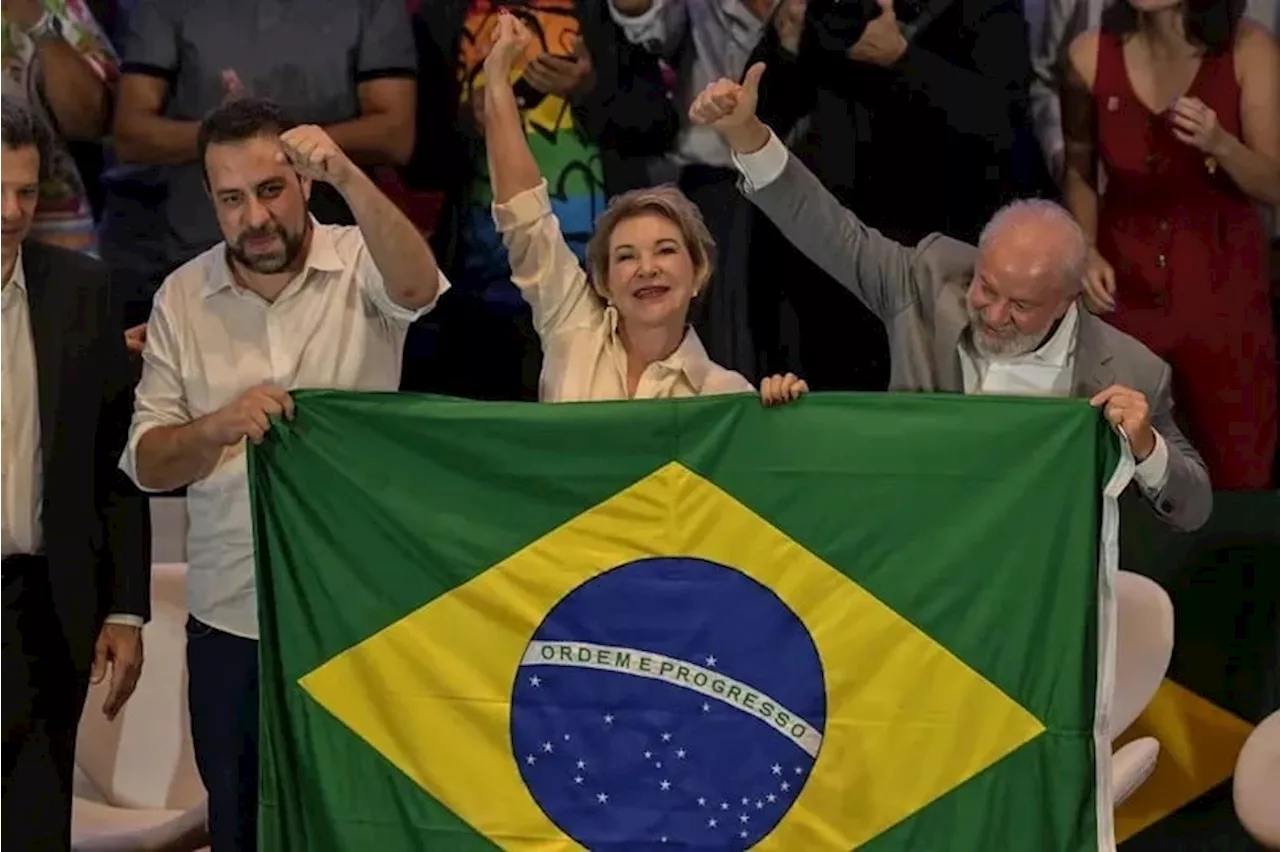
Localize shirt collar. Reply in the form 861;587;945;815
0;246;26;303
3;249;26;293
1030;301;1079;366
203;217;345;298
605;306;716;392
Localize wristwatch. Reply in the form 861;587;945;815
26;11;64;44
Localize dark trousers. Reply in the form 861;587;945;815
3;555;91;852
187;617;259;852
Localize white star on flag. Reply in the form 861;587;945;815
676;748;687;758
596;793;608;804
529;675;541;687
541;742;553;753
660;780;671;791
705;655;718;667
772;763;782;775
576;759;587;770
525;755;536;765
661;732;672;742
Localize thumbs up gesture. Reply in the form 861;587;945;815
688;62;771;154
847;0;907;67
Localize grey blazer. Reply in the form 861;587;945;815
745;153;1212;531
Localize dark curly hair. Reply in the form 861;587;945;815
1;96;52;181
196;97;296;185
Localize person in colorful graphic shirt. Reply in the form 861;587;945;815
1;0;115;254
401;0;677;402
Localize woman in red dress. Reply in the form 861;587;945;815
1061;0;1280;489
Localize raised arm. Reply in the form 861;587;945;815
275;125;443;311
482;12;603;341
689;64;921;321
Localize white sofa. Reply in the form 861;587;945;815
72;498;206;850
1110;571;1175;806
1235;710;1280;849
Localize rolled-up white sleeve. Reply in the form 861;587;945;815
1133;430;1171;495
731;129;790;193
356;242;451;325
119;285;192;493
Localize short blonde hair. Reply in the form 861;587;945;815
585;185;716;300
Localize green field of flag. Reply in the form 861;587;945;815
250;390;1129;851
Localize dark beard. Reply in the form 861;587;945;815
229;221;307;274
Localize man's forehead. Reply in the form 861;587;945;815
206;136;290;190
1;144;40;181
978;236;1057;281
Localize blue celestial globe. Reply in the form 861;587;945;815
511;556;827;849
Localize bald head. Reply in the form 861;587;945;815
978;200;1088;297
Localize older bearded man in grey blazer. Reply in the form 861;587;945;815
689;64;1212;532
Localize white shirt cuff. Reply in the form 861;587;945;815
730;129;789;193
1133;430;1171;495
105;613;145;627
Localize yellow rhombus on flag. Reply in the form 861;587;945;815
251;391;1125;851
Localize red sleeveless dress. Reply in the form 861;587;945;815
1093;32;1276;489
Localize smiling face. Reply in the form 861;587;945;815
204;134;311;275
602;212;703;329
966;206;1083;358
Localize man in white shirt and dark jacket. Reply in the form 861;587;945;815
400;0;679;402
743;0;1055;393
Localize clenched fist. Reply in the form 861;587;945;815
197;384;295;447
1090;384;1157;461
688;62;770;154
276;125;356;188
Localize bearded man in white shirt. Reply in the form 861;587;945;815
689;65;1212;532
119;98;449;852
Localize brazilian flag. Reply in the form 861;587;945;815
250;391;1131;851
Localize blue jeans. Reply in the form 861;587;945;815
187;617;259;852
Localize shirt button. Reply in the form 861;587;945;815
1156;254;1167;269
1158;219;1170;232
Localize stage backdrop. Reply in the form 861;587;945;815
249;391;1130;851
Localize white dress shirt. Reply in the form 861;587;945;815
730;131;1171;493
494;180;753;401
119;222;449;639
3;253;140;625
3;255;43;558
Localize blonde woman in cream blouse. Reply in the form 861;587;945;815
481;11;807;405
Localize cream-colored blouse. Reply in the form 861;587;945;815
493;181;754;402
